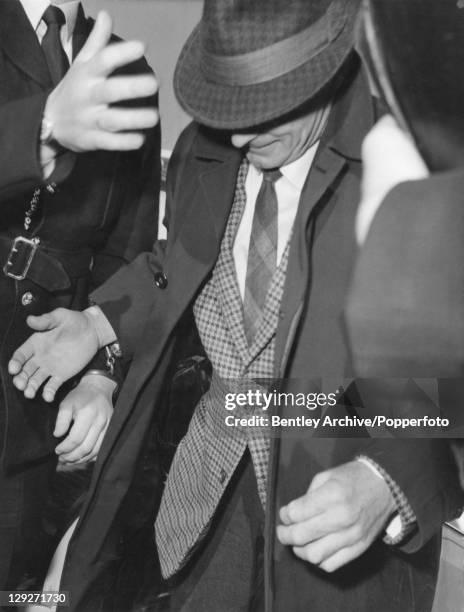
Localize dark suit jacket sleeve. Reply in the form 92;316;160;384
89;118;161;289
0;92;49;201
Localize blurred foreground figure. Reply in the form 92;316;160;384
346;0;464;474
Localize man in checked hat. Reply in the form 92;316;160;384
8;1;463;610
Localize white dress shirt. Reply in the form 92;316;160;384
19;0;80;62
233;142;320;300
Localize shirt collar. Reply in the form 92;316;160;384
280;141;320;191
249;140;320;193
19;0;80;42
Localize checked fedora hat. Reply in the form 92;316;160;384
174;0;361;130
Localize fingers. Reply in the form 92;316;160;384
76;11;113;63
8;345;35;375
279;489;328;526
42;376;64;403
277;507;350;547
92;130;147;151
292;534;366;573
24;370;50;400
12;366;49;400
95;74;158;105
93;40;147;78
97;107;158;133
54;402;74;438
56;412;106;463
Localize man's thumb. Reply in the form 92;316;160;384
26;312;57;331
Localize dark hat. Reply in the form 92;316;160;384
174;0;361;130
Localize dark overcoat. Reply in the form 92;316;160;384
60;58;463;611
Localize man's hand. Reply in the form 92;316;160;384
45;11;158;153
54;374;115;465
276;461;396;573
8;308;100;402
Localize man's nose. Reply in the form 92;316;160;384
231;133;257;149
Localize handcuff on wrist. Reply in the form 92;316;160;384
83;343;122;384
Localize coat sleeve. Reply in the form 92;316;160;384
0;93;50;201
90;122;199;363
353;379;464;553
89;117;161;289
88;51;162;289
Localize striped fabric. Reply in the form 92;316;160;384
155;158;291;578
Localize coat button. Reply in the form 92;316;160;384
154;271;168;289
21;291;35;306
219;468;227;485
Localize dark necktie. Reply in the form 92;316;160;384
41;5;70;85
243;169;281;344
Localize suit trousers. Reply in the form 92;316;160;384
168;451;265;612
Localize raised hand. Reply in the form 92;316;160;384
45;10;158;153
54;374;115;465
276;460;396;573
8;308;101;402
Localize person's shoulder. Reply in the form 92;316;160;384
168;122;231;188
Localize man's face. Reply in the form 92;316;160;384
230;107;323;170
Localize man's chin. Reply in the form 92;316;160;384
246;151;281;170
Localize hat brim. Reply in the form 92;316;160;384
174;6;360;130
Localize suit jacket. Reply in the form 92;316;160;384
59;57;463;612
0;0;160;471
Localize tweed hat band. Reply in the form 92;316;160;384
201;2;348;87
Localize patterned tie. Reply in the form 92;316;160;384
243;169;281;344
41;5;70;85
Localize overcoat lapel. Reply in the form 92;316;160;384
274;149;348;376
0;0;51;87
274;65;373;376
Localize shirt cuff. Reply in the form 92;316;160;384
84;306;118;348
357;455;417;545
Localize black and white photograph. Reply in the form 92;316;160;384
0;1;464;611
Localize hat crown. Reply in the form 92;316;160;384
174;0;360;130
201;0;338;57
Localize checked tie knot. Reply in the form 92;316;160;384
262;169;282;184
